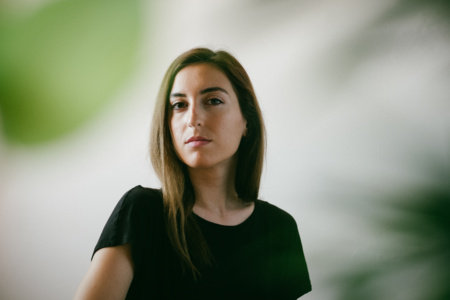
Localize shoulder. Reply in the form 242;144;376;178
116;185;163;211
108;185;164;227
255;199;298;228
121;185;162;202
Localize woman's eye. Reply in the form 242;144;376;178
171;102;187;110
207;97;223;105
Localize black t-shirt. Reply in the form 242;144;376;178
94;186;311;299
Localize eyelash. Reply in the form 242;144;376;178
170;97;224;110
206;97;224;105
171;102;187;110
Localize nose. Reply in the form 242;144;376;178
187;102;203;128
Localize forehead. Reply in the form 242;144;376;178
171;63;233;93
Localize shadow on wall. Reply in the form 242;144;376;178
0;0;143;146
0;0;448;299
332;164;450;300
326;1;449;299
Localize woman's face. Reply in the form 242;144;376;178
169;63;247;170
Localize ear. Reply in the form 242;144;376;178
243;121;248;137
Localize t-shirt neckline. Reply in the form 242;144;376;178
193;200;258;229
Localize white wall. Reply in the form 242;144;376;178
1;0;448;299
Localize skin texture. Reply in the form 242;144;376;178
73;245;133;300
170;63;253;225
169;63;247;171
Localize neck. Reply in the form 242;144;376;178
188;161;243;214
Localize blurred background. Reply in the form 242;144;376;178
0;0;448;299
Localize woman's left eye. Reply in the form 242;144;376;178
207;97;223;105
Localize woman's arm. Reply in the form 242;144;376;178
73;244;134;300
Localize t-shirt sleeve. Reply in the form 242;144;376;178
270;208;312;299
92;186;162;263
286;216;312;299
93;188;135;256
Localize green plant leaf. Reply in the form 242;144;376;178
0;0;142;145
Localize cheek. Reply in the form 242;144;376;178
170;115;181;136
169;120;181;147
221;116;246;144
230;113;246;135
170;119;188;159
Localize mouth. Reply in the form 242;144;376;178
185;136;211;146
186;136;211;143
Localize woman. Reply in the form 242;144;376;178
74;48;311;300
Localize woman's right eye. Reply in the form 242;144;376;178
171;102;187;110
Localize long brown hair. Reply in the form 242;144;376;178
150;48;265;276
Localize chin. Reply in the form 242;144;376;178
184;156;235;171
180;153;212;169
179;150;236;170
185;160;215;169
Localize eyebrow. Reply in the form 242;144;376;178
170;86;229;98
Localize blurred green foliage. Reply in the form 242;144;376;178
0;0;142;145
328;1;449;297
386;0;450;24
334;167;450;300
326;0;449;89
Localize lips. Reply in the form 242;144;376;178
186;136;211;143
185;136;211;146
